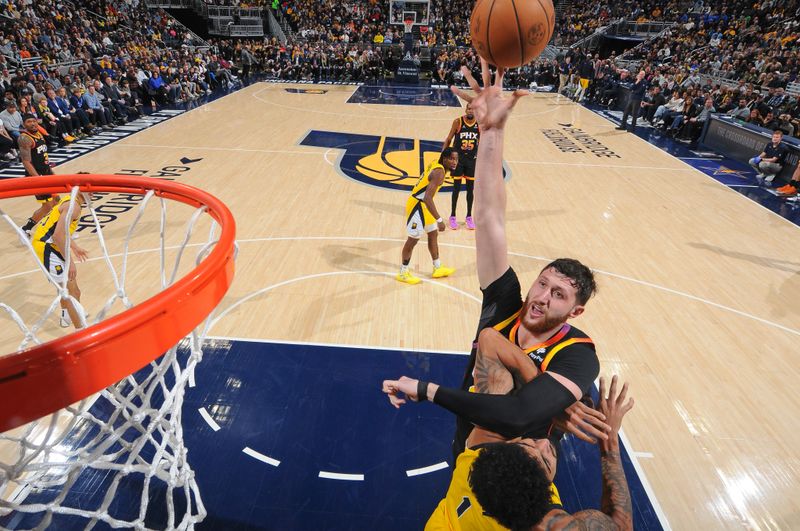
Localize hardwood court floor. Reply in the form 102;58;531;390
1;83;798;530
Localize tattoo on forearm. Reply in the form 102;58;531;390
600;449;633;527
474;348;512;394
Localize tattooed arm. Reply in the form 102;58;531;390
474;327;538;394
536;376;634;531
18;133;37;176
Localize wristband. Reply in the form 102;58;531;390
417;380;429;402
436;217;443;223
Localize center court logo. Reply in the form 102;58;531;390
299;130;508;192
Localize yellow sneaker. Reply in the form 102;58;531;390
396;270;421;285
432;266;455;278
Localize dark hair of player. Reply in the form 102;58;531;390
439;147;457;163
541;258;597;305
469;443;553;530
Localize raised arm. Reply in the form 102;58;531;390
540;376;634;531
451;60;525;289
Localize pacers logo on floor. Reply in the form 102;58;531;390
300;130;509;192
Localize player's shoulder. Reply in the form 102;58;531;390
564;324;593;344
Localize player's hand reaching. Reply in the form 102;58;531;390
553;399;611;444
450;58;527;131
598;375;634;450
71;244;89;263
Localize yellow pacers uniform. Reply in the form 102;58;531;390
425;447;562;530
405;160;447;239
31;195;79;283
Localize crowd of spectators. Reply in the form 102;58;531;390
0;0;242;162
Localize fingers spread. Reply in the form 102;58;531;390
450;86;474;102
495;67;505;87
461;66;481;92
480;58;491;88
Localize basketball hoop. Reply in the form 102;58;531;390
403;18;414;35
0;175;236;529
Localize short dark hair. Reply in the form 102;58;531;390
469;443;553;530
541;258;596;305
439;147;457;163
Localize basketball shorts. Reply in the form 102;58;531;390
452;157;476;180
33;167;55;203
405;198;437;239
34;242;67;283
579;78;590;89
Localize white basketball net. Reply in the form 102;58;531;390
0;185;228;530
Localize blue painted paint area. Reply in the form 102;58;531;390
183;339;663;530
587;105;800;225
347;84;461;107
300;129;508;193
284;88;328;94
299;129;458;192
1;339;664;529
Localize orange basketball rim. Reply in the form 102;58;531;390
0;175;236;432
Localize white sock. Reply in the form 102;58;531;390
400;264;409;274
433;259;441;269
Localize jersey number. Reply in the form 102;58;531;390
460;139;475;151
456;496;471;518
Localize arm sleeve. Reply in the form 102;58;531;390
433;373;575;438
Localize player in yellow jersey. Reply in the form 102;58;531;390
31;192;89;328
397;147;459;285
425;423;561;531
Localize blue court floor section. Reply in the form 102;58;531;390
185;339;663;530
347;84;462;107
588;105;800;226
1;339;664;529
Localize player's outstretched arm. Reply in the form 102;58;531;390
539;376;634;530
451;59;526;289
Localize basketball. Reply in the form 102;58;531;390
470;0;555;68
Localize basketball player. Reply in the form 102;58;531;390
385;60;604;455
19;114;59;236
442;103;479;230
422;376;633;530
31;192;89;328
397;148;459;285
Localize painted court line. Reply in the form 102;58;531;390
243;446;281;467
205;335;470;357
618;428;672;530
633;451;655;459
198;407;221;432
1;236;797;337
406;461;450;477
318;471;365;481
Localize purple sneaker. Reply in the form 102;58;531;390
449;216;458;230
465;216;475;230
